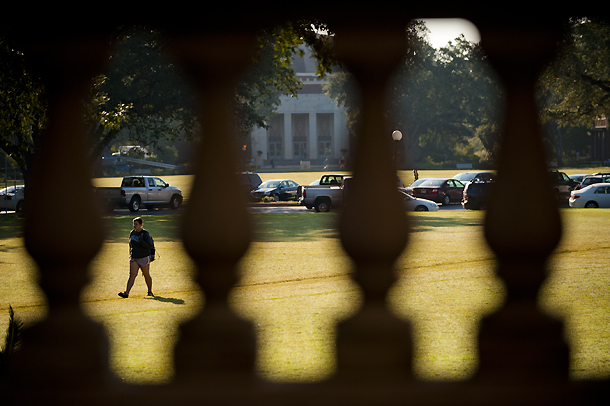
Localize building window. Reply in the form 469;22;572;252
269;141;282;160
294;141;308;160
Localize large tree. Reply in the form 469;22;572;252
0;23;338;182
0;36;47;184
540;18;610;127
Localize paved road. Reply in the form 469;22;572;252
249;202;466;214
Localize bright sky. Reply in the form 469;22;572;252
420;18;481;49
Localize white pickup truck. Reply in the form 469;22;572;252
94;176;183;212
298;174;352;212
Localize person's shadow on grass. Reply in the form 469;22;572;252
148;296;185;305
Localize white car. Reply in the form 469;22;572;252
569;183;610;208
569;173;589;184
452;171;495;184
0;185;25;213
399;190;439;211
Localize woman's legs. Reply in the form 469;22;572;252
119;259;153;298
123;261;140;296
141;265;153;296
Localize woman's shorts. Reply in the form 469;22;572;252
130;256;151;268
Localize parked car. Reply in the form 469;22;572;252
251;179;300;202
297;174;349;205
452;171;495;185
575;174;610;190
299;176;352;212
548;170;578;200
239;172;262;193
399;190;439;211
411;178;465;205
569;183;610;208
405;178;429;195
462;180;494;210
569;173;589;184
0;185;25;214
94;176;183;212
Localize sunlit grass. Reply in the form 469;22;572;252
389;211;503;381
1;209;610;384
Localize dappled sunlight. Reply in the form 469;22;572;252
232;239;361;382
82;241;203;384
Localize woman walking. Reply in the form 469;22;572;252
118;217;155;298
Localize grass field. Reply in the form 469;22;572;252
1;206;609;384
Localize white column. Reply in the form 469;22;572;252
284;113;292;159
309;113;317;160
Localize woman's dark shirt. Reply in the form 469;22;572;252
129;229;154;259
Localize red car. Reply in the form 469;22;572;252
411;178;465;205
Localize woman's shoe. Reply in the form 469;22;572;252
147;292;154;297
118;292;128;298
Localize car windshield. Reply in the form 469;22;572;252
583;177;602;185
259;180;281;188
453;173;475;182
409;178;427;187
420;179;444;187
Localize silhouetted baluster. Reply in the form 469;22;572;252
11;37;111;404
332;27;412;385
169;34;257;396
475;23;571;404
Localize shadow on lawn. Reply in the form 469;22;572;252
252;213;339;243
410;215;484;232
149;296;185;305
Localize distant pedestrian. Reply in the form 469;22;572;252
413;167;419;181
324;157;329;169
339;156;346;169
271;159;275;169
118;217;155;298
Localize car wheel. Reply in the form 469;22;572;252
129;196;141;212
16;200;24;214
274;194;280;202
443;194;450;206
414;205;428;212
315;199;331;212
170;195;181;209
585;201;598;208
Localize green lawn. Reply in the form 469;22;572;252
1;209;609;384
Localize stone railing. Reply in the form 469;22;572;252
4;11;608;406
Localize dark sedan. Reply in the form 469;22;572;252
462;180;494;210
250;179;300;201
411;178;465;205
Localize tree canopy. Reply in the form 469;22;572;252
0;22;338;182
540;18;610;127
327;21;502;168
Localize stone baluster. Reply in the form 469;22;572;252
474;22;571;404
10;35;111;404
169;33;257;399
331;27;412;386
